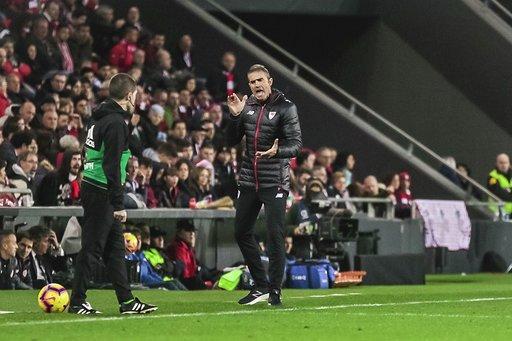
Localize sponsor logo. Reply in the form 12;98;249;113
85;125;95;148
269;111;277;120
275;192;284;198
84;162;94;170
247;110;255;116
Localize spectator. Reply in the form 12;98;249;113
0;159;17;207
384;173;400;196
168;119;188;145
35;149;81;206
362;175;393;218
457;162;482;200
89;4;118;59
0;38;32;82
34;72;67;106
124;6;151;45
18;101;36;130
316;146;333;176
191;166;216;203
174;34;194;72
157;166;186;208
176;158;194;202
312;165;328;186
0;75;10;117
439;156;462;188
147;49;176;91
20;16;57;79
6;73;27;104
124;156;146;207
41;1;61;34
296;150;316;170
9;151;38;204
69;23;93;67
176;139;194;161
208;51;240;102
0;230;30;290
293;167;312;199
145;33;165;67
15;231;33;288
2;129;36;170
327;171;355;212
335;152;356;186
109;25;139;72
395;171;413;219
214;146;237;199
51;24;74;72
139;104;165;150
166;219;206;290
488;153;512;216
139;157;158;208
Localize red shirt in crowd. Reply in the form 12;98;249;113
109;39;137;72
0;92;11;118
167;238;197;279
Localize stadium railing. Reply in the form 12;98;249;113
183;0;503;218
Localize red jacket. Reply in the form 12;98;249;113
0;92;11;118
109;39;137;72
167;238;197;279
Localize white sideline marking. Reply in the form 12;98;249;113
346;312;512;319
1;296;511;327
288;293;362;299
0;311;13;315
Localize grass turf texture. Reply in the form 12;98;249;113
1;274;512;340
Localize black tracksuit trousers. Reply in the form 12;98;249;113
235;186;288;290
71;182;133;305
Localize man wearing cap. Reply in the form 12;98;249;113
167;219;205;290
226;64;302;306
394;172;413;219
143;226;176;282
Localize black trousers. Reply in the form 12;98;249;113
235;187;288;289
71;182;133;305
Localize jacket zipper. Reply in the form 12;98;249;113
253;105;266;191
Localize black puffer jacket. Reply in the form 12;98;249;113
226;89;302;191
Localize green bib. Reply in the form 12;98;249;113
82;142;131;188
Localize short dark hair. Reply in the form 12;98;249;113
175;158;192;171
200;142;214;151
16;231;31;242
28;225;50;242
171;119;187;130
157;142;178;158
109;73;136;100
2;116;21;139
247;64;271;78
139;157;153;168
11;130;35;149
176;139;192;151
0;230;15;244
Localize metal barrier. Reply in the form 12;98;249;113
191;0;502;206
482;0;512;25
313;197;395;219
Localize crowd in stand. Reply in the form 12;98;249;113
0;1;416;291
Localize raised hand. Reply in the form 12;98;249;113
227;94;247;116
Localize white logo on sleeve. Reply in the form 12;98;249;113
247;110;254;115
85;125;95;148
269;111;277;120
276;192;284;198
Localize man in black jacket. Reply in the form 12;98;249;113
226;64;302;306
69;73;157;315
0;230;30;290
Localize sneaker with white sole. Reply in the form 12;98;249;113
119;297;158;314
68;302;102;315
238;288;269;305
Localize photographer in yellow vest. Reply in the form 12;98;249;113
488;153;512;215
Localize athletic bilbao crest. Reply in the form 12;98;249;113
269;111;277;120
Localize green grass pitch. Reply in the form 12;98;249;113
1;274;512;340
